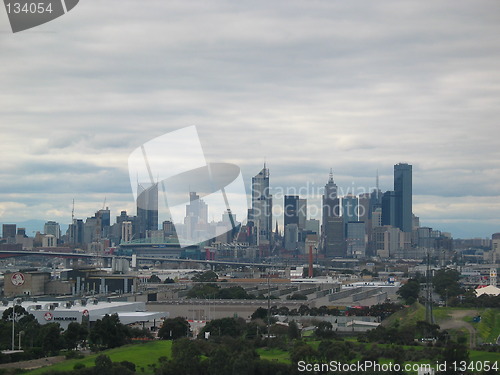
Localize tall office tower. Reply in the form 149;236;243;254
381;190;397;227
185;192;208;224
284;195;299;226
342;194;358;234
44;221;61;239
372;208;382;227
298;198;307;230
2;224;16;239
322;170;342;256
97;207;111;228
67;219;84;245
346;221;366;258
323;217;346;257
394;163;412;232
305;219;320;235
322;170;340;221
137;183;159;238
250;165;272;243
184;191;208;241
284;223;299;251
83;216;99;244
358;193;371;225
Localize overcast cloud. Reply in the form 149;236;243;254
1;0;500;238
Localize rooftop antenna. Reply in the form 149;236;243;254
376;169;379;191
71;199;75;222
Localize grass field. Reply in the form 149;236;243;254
382;302;425;328
477;308;500;343
256;348;290;364
26;341;172;375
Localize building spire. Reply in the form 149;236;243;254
328;168;334;183
376;169;379;191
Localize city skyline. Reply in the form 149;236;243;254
1;1;500;238
0;162;498;239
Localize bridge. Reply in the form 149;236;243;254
0;250;276;269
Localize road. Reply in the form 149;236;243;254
438;309;479;349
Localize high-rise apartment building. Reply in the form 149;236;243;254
394;163;412;232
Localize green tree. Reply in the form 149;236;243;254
2;305;28;321
208;346;233;375
158;317;190;340
287;293;307;300
149;274;161;283
397;278;420;304
433;269;465;300
200;317;246;338
89;314;130;349
95;354;113;375
39;323;64;355
192;270;218;282
187;283;220;299
288;320;300;339
171;338;203;375
315;321;336;339
441;341;469;375
63;322;88;350
251;307;268;321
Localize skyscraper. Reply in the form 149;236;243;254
322;169;340;221
250;165;272;243
2;224;16;239
394;163;412;233
342;194;358;234
137;183;159;238
44;221;61;239
381;190;396;227
284;195;299;226
322;170;344;257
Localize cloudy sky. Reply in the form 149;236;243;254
1;0;500;238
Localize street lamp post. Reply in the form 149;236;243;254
11;311;17;351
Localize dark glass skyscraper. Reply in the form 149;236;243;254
284;195;299;226
394;163;412;232
137;183;159;238
250;165;272;243
322;170;344;257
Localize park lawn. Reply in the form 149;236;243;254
26;340;173;375
256;347;290;364
470;349;500;362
